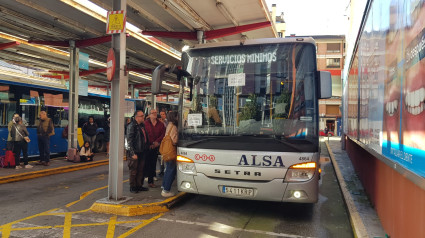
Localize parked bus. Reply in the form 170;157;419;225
0;75;145;157
152;37;332;203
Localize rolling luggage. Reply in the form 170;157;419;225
5;150;15;168
66;148;80;163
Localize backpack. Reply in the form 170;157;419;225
62;125;68;139
159;126;177;162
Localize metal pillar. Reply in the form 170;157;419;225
151;94;156;110
108;0;127;201
129;84;134;98
68;40;79;149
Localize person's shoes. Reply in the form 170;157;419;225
130;187;139;193
138;187;149;191
15;165;22;170
25;164;33;169
161;190;175;198
44;162;50;166
148;183;157;188
35;161;44;165
153;177;158;181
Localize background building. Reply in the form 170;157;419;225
271;4;286;37
313;35;345;135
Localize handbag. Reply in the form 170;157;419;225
14;125;30;143
159;126;177;162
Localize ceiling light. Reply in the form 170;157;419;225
216;1;238;26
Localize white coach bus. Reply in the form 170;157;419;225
153;37;331;203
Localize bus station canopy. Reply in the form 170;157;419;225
0;0;276;96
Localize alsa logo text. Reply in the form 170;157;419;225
238;155;285;167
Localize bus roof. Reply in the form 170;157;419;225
190;37;316;50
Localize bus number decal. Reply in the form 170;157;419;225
195;154;215;162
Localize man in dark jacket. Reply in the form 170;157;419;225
126;110;149;193
82;116;98;150
36;110;54;166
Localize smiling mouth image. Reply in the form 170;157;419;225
385;99;399;116
404;87;425;115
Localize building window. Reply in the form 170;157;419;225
326;105;340;115
326;43;341;53
326;58;340;68
278;32;283;38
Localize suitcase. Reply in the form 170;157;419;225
0;155;5;168
5;150;15;168
67;148;80;163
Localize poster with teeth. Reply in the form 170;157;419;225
345;0;425;178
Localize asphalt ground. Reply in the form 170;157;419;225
0;138;387;237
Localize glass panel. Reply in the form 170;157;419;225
180;43;318;149
327;43;341;52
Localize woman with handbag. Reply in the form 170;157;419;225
11;116;32;169
160;111;179;197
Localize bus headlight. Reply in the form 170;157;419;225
177;155;197;175
285;162;316;182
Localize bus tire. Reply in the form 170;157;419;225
94;134;106;152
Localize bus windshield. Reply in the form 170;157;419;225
180;43;318;151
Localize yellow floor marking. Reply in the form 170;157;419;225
9;226;52;231
7;219;148;231
45;209;90;216
66;180;129;208
1;224;12;238
63;213;72;238
0;208;58;230
106;216;117;238
117;213;164;238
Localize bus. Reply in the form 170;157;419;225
153;37;331;203
0;64;145;157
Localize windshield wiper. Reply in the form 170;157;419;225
274;138;302;152
181;138;211;147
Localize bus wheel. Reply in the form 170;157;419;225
95;134;106;152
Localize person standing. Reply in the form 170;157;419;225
11;116;32;169
126;110;149;193
7;113;20;151
159;110;168;127
82;116;97;150
161;111;178;197
104;117;110;156
157;110;168;177
36;110;54;166
144;108;165;188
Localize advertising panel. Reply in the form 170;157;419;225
345;0;425;177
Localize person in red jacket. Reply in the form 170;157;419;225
144;108;165;188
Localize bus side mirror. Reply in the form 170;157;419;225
152;65;168;94
319;71;332;99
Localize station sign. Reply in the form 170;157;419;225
107;48;116;82
106;10;126;34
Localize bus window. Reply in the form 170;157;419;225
0;84;16;126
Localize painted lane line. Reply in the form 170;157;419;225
65;180;129;208
63;213;72;238
0;208;59;229
106;216;117;238
117;213;164;238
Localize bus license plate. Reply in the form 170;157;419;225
222;186;254;197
